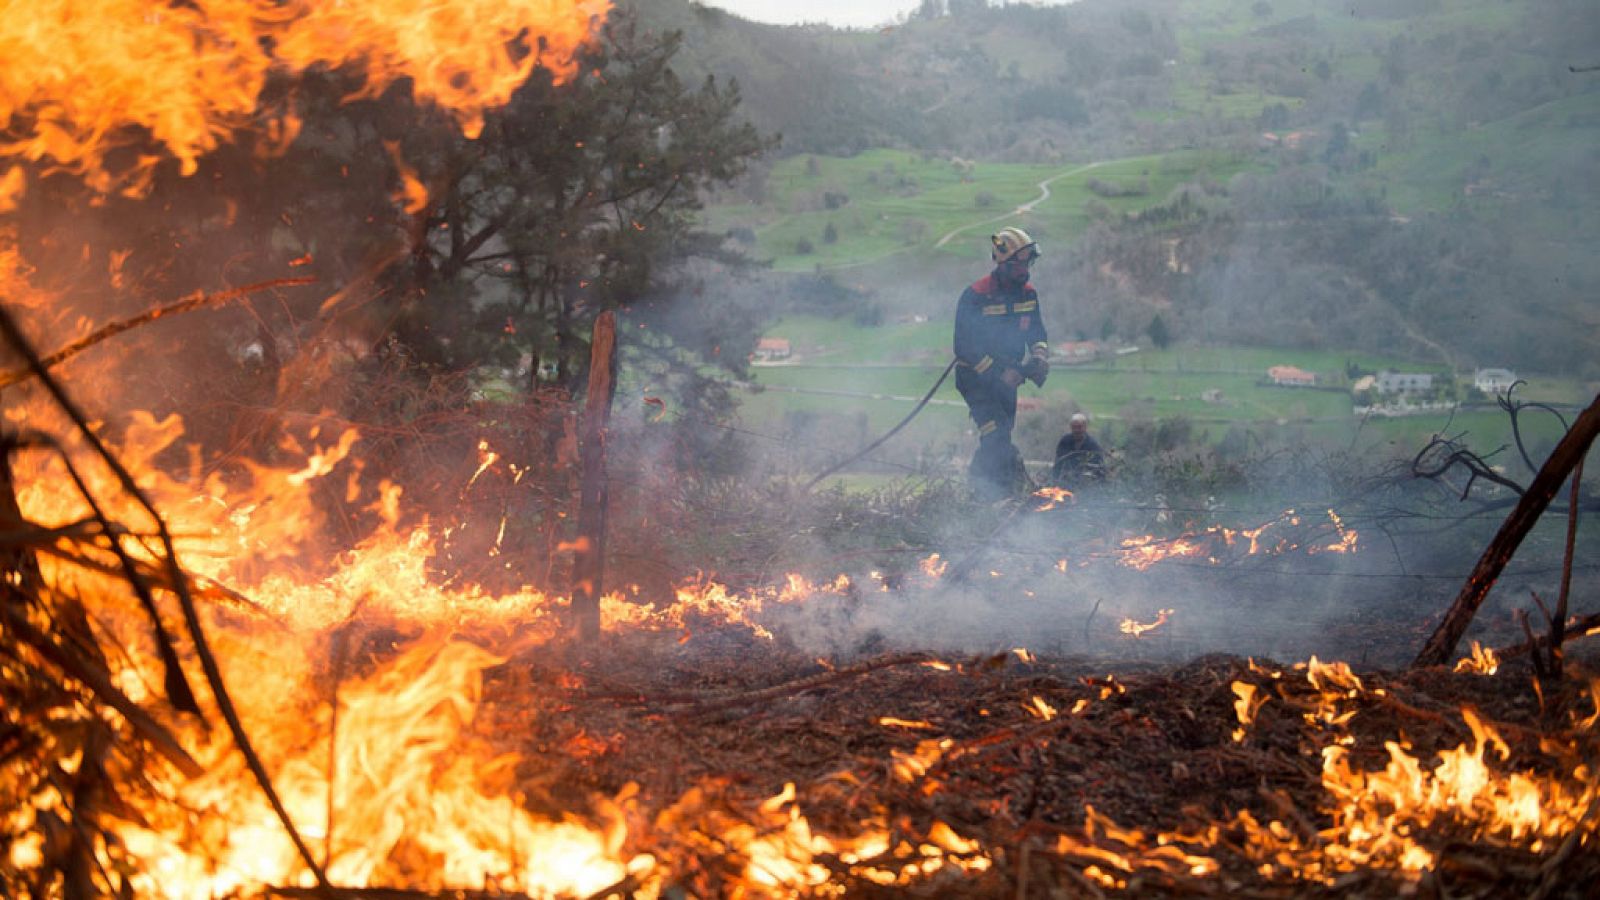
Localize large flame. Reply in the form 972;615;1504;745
0;0;608;204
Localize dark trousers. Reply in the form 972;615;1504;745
956;368;1025;498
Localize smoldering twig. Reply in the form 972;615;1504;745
0;277;315;390
1494;611;1600;662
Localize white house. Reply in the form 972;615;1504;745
1474;368;1517;395
1376;371;1434;394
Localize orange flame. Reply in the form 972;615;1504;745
1231;680;1269;742
1031;485;1073;510
1117;509;1358;571
1453;641;1500;676
0;0;608;203
1119;608;1174;638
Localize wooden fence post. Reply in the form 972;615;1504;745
571;311;618;642
1413;392;1600;668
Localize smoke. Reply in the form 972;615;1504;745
739;500;1403;664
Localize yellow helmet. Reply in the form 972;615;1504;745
991;227;1039;264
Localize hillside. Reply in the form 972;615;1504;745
651;0;1599;375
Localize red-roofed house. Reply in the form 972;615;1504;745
1268;365;1316;387
752;337;792;362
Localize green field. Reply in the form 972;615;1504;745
727;316;1592;473
704;148;1255;271
1360;93;1600;216
759;316;1451;377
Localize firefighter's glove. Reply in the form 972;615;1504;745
1023;356;1049;388
1000;367;1025;388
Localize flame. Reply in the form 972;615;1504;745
878;717;935;730
1117;508;1358;571
383;139;430;214
5;403;1595;896
1318;706;1591;872
1032;485;1073;510
1119;608;1174;638
116;637;634;896
0;0;608;203
1026;696;1059;721
675;783;991;892
892;739;952;784
1454;641;1500;676
1231;680;1269;742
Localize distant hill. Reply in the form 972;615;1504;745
643;0;1600;375
629;0;1180;159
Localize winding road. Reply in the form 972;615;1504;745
818;159;1107;271
933;160;1107;248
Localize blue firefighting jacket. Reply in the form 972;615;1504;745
953;273;1048;382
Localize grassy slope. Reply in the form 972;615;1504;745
691;0;1594;467
706;149;1253;271
1362;93;1600;215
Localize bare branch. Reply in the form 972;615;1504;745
0;278;315;390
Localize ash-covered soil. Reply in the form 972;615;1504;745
475;615;1600;898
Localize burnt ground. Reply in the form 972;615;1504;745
477;608;1600;899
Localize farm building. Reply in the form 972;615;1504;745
752;337;792;362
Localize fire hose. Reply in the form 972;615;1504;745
803;351;1047;492
802;357;958;492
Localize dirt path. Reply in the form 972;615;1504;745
934;160;1107;248
820;160;1108;271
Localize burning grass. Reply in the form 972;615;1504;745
500;626;1599;897
0;268;1594;897
6;0;1591;894
3;450;1597;898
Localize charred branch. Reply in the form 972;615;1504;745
1414;392;1600;668
1411;434;1525;499
1500;381;1571;476
1551;456;1584;678
0;278;315;391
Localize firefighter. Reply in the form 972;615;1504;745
953;227;1049;500
1051;412;1107;486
